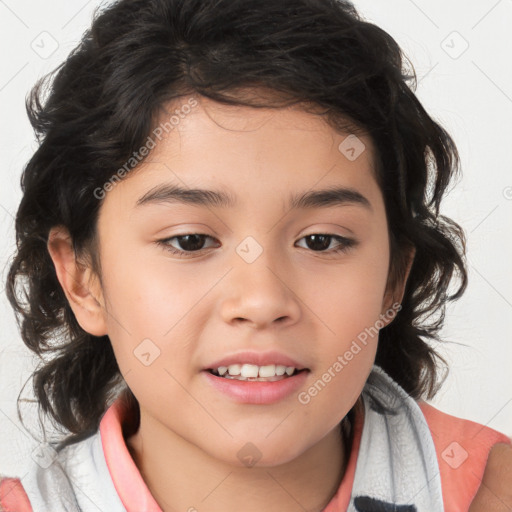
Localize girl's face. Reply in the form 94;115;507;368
93;97;396;466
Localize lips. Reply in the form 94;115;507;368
202;350;310;404
203;367;309;404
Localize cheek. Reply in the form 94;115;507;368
100;242;203;333
98;259;195;382
306;248;390;338
347;232;391;315
293;345;375;452
299;238;389;410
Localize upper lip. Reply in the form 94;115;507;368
204;350;308;371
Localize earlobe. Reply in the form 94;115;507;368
47;226;108;337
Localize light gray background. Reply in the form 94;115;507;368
1;0;511;478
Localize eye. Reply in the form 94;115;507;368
295;234;356;254
157;232;356;258
157;234;220;257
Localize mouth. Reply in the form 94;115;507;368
206;364;309;382
203;364;310;404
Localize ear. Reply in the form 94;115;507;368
47;225;108;337
381;246;415;324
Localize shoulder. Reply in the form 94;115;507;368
420;401;510;446
469;442;512;511
0;476;33;512
418;401;512;510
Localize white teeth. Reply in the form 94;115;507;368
240;364;259;378
275;365;286;376
228;364;241;375
258;364;276;378
216;364;298;378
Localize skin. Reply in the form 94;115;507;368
470;443;512;511
48;96;413;511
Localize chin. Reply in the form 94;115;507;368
212;439;306;469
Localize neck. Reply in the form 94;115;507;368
126;409;350;512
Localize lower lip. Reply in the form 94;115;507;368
203;370;309;404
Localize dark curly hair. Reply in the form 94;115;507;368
6;0;467;448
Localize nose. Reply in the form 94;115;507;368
220;246;302;329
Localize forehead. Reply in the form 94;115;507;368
151;96;374;157
99;97;381;215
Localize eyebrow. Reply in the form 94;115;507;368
135;183;372;211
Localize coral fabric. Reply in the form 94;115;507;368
0;477;33;512
99;399;163;511
419;401;511;512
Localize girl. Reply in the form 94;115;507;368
1;0;510;511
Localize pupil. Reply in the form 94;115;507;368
179;234;205;251
306;234;330;251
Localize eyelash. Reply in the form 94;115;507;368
156;233;357;258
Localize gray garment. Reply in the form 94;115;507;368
20;365;444;512
347;366;444;511
22;425;127;512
